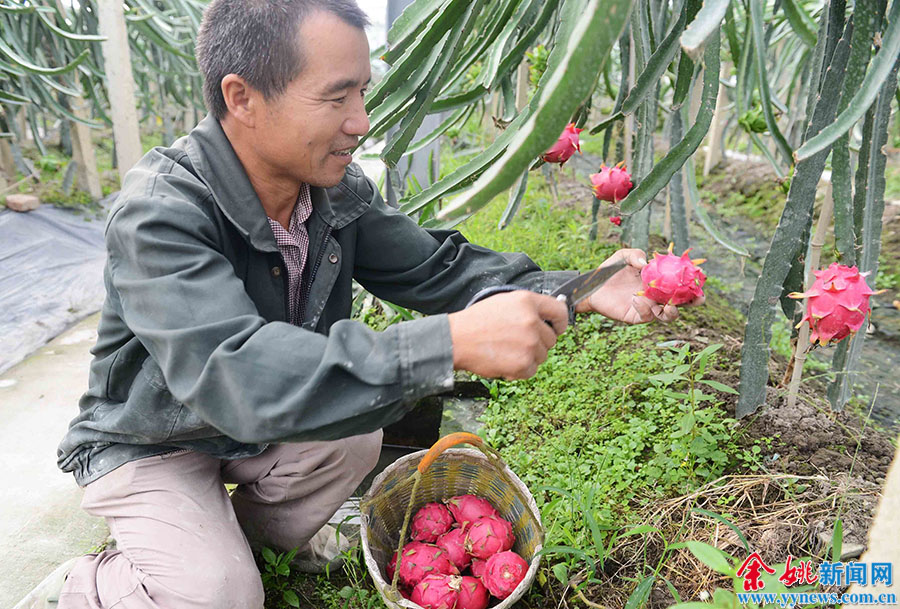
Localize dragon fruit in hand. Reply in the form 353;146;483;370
411;502;455;543
457;575;490;609
445;495;499;529
590;163;634;202
541;123;583;165
483;551;529;600
394;541;458;589
465;514;515;559
640;244;707;306
788;263;877;346
411;574;459;609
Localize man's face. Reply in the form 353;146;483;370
255;11;371;188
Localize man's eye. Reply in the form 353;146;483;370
330;96;347;103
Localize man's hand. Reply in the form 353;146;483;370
574;248;705;323
448;291;568;380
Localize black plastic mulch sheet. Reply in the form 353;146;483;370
0;198;113;375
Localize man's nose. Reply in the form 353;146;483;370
345;100;370;137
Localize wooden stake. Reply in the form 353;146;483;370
703;62;730;176
787;181;834;407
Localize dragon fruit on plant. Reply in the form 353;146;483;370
465;514;515;559
393;541;458;589
788;263;878;346
639;244;707;306
541;123;583;165
609;215;622;226
411;502;455;543
456;575;490;609
483;551;530;600
411;574;460;609
590;163;634;202
445;495;499;529
436;527;471;571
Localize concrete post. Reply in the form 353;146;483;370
97;0;142;182
703;62;729;176
69;97;102;199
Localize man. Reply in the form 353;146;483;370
40;1;687;607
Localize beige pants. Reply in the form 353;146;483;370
59;430;383;609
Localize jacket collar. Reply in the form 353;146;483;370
184;114;365;252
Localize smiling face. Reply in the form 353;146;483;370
250;10;371;188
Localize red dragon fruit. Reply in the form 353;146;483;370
541;123;583;165
445;495;499;529
469;557;487;579
483;551;529;600
465;515;515;560
436;527;471;571
590;163;634;202
456;575;490;609
393;541;458;589
639;244;707;306
411;574;460;609
411;502;455;543
788;263;878;346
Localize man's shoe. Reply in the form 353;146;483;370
13;557;80;609
291;524;350;574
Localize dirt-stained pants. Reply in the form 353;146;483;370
58;430;383;609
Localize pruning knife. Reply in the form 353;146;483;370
465;260;627;325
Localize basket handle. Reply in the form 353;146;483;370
417;432;485;473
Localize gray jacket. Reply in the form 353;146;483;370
58;115;573;486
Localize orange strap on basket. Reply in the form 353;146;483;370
417;432;485;473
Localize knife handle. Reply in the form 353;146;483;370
464;285;574;328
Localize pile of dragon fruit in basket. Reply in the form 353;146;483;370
385;495;529;609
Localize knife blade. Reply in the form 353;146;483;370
550;260;627;307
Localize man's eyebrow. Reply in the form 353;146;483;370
321;77;372;97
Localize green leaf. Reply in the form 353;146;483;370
781;0;818;47
698;380;739;394
691;508;750;552
283;590;300;608
625;575;655;609
436;0;633;222
795;0;900;161
679;541;735;575
621;525;660;537
673;412;696;438
276;563;290;576
340;586;355;599
552;562;569;584
261;547;277;564
831;519;843;562
680;0;729;60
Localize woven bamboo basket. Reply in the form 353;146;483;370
361;432;543;609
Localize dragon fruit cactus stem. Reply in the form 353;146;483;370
483;551;530;600
639;243;707;306
444;495;499;529
410;574;460;609
464;514;515;560
411;502;455;543
788;263;879;346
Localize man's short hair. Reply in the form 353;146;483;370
196;0;370;120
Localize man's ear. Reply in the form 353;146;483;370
221;74;257;127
